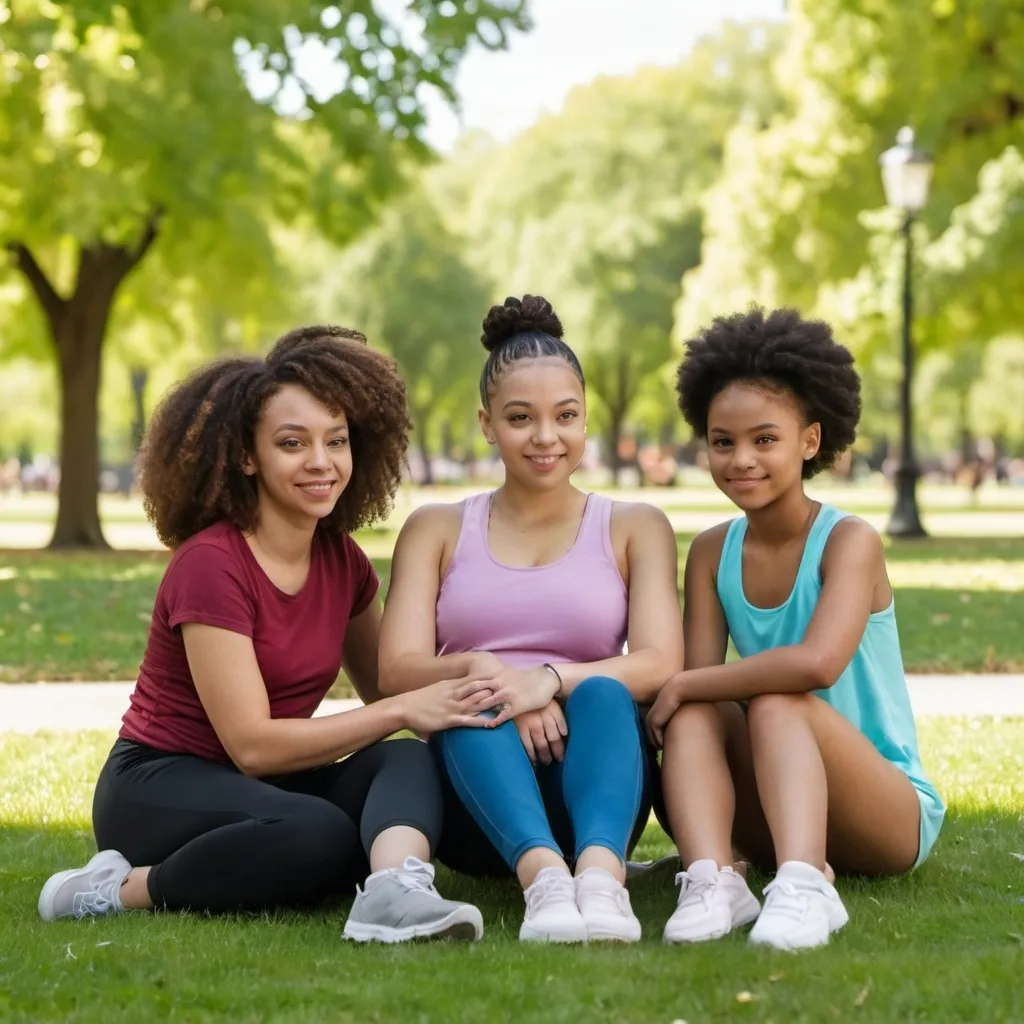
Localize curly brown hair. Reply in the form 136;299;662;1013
676;307;862;479
139;325;411;548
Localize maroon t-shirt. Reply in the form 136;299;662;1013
120;520;379;763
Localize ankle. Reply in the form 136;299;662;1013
119;867;153;911
516;848;570;889
574;845;625;883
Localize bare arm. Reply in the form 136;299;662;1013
341;600;384;704
668;518;886;703
533;504;685;704
682;524;731;672
182;623;495;778
378;506;501;695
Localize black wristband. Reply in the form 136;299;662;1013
542;663;563;696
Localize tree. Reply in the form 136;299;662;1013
461;20;785;481
329;187;491;483
0;0;527;547
676;0;1024;359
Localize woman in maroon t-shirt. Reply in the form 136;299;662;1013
38;326;498;943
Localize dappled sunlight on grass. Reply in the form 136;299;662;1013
0;721;1021;1022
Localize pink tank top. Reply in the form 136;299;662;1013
435;491;628;669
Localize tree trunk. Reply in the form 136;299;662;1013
958;389;974;467
130;366;149;453
6;216;162;549
604;353;632;487
51;312;110;547
413;409;434;486
605;407;625;487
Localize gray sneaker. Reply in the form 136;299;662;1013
39;850;131;921
342;857;483;943
625;854;680;881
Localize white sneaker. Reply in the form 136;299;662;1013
520;868;587;943
663;859;761;943
748;861;849;950
38;850;132;922
575;867;641;943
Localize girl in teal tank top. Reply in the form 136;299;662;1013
649;307;945;952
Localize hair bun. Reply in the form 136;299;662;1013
480;295;564;352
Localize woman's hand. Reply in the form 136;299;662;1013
464;650;506;680
516;701;568;765
484;667;561;727
397;677;499;736
646;672;687;748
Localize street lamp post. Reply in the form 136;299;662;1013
879;126;934;539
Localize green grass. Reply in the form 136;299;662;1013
3;531;1024;682
1;719;1022;1022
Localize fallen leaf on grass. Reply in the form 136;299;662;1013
1010;852;1024;861
735;992;757;1004
768;972;784;983
855;983;871;1007
95;941;113;948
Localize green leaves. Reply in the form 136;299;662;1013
677;0;1024;359
0;2;527;544
455;21;786;464
327;184;491;466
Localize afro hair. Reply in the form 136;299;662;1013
676;306;862;478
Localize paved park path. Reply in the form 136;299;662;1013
2;676;1022;734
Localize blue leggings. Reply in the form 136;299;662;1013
433;676;651;872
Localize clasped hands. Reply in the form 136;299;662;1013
444;655;689;756
455;652;566;766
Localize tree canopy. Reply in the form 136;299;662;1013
0;0;526;546
675;0;1024;359
457;20;785;478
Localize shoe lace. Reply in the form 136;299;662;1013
761;879;810;923
526;871;575;914
72;890;115;918
394;856;439;898
675;870;717;910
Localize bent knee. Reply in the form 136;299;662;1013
272;799;357;866
379;736;435;772
566;675;632;710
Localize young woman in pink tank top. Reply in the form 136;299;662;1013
379;295;684;943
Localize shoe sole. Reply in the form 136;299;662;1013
585;926;642;943
343;904;484;944
38;850;128;922
519;922;588;943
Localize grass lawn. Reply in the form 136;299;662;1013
0;718;1021;1022
2;532;1024;682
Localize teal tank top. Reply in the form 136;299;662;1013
716;504;945;868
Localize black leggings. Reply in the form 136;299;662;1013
92;736;442;912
